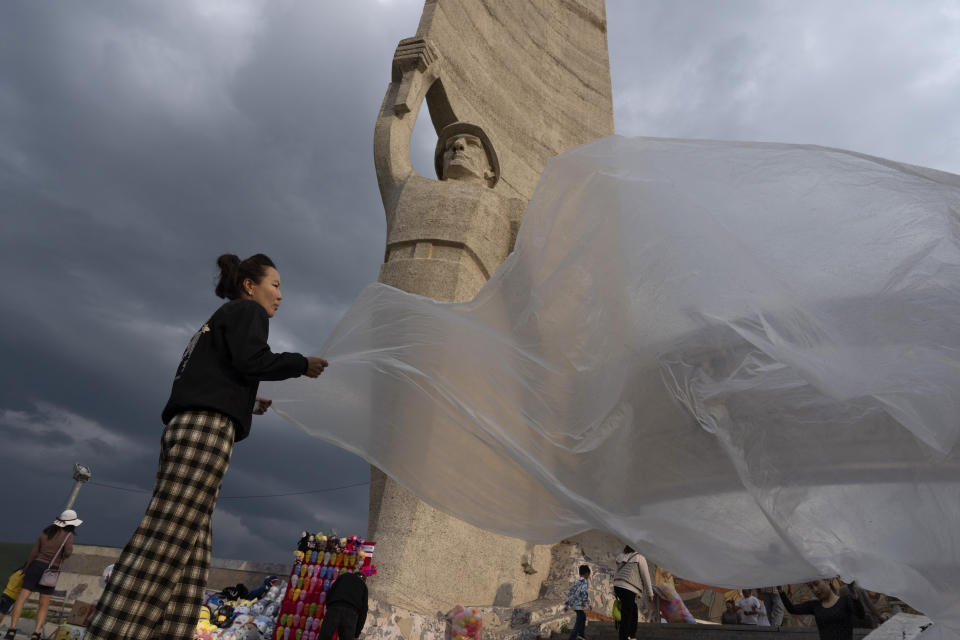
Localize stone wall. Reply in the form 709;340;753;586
360;536;657;640
51;545;287;604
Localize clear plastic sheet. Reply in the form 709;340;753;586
266;137;960;636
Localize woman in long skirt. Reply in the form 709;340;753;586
86;254;328;640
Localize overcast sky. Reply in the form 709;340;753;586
1;0;958;565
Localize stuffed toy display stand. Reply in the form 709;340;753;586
193;530;376;640
272;531;377;640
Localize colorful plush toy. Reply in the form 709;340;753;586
196;605;218;633
265;583;283;601
253;616;274;636
214;605;236;628
297;532;311;553
248;576;277;600
235;622;262;640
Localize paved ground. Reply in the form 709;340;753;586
3;614;63;640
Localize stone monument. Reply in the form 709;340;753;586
371;0;614;611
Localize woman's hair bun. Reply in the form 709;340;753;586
217;254;240;271
215;254;242;299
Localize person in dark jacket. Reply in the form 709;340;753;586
86;254;327;640
318;571;368;640
778;579;865;640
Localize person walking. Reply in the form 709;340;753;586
0;565;25;627
778;579;866;640
2;510;81;640
757;596;770;626
613;546;652;640
759;586;785;628
565;565;591;640
85;254;328;640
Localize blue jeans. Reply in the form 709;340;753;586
568;609;586;640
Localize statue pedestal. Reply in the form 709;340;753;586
369;469;553;611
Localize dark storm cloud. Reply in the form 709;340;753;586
2;0;959;564
0;0;423;562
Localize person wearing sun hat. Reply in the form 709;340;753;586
2;510;81;640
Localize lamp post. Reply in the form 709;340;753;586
65;463;91;511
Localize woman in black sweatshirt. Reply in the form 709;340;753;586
778;579;866;640
86;254;327;640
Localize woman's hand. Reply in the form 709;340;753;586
253;397;272;415
305;357;329;378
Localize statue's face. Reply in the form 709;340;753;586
441;133;492;185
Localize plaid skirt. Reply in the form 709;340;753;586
86;411;235;640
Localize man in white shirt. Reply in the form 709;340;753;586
737;589;762;625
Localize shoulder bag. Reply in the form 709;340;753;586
38;533;72;588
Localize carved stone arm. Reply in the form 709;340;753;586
373;38;443;213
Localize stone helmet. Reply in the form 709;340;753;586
434;121;500;188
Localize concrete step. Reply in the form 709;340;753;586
549;622;873;640
483;598;571;640
485;598;579;640
509;598;569;628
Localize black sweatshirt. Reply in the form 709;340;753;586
162;299;307;441
326;572;368;637
779;592;865;640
